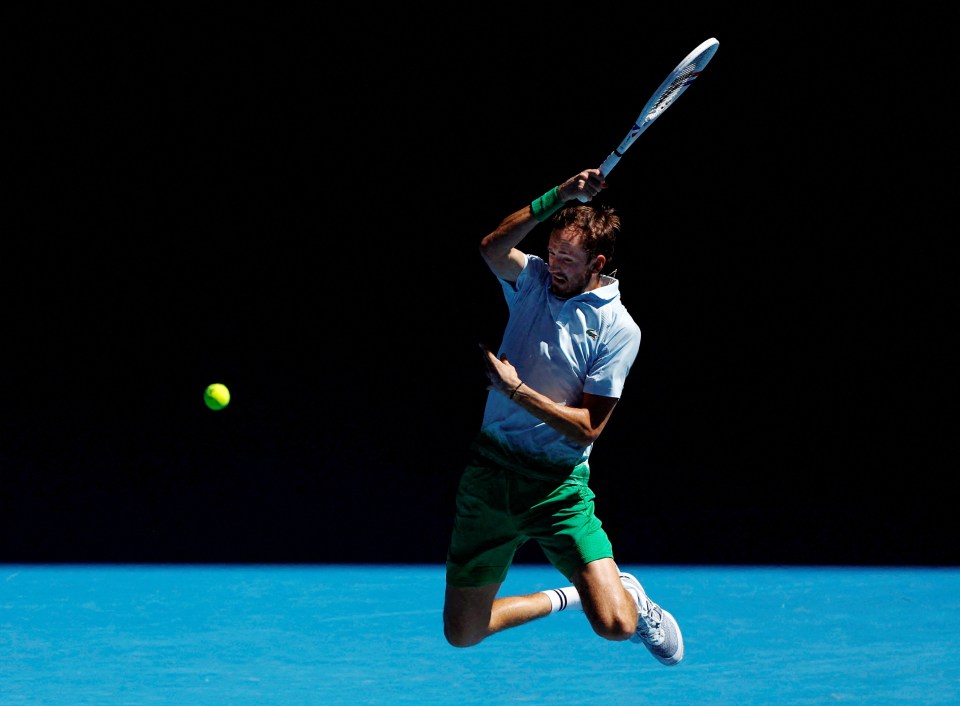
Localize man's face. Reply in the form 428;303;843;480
547;226;596;298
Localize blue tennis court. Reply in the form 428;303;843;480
3;564;958;704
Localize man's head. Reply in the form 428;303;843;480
546;204;621;298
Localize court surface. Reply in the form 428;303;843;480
2;564;958;704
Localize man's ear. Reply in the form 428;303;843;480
592;255;606;273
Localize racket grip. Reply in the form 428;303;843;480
599;153;621;177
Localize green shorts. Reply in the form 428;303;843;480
445;441;613;587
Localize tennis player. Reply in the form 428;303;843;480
442;167;683;666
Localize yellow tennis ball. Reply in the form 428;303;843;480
204;383;230;411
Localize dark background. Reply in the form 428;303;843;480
5;8;955;565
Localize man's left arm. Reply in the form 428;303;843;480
479;343;619;446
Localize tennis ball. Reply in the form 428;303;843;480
204;383;230;411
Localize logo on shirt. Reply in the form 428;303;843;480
586;328;598;340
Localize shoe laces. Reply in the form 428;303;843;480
635;600;665;646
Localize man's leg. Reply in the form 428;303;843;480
571;557;638;641
553;558;685;664
442;557;635;648
443;583;554;648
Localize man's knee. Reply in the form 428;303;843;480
442;599;486;648
443;583;498;648
587;613;635;642
443;620;482;648
573;558;636;642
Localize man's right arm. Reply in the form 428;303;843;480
478;168;607;283
478;205;538;283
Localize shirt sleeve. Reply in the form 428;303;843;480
497;253;537;306
583;315;641;399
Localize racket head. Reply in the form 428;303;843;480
613;37;720;155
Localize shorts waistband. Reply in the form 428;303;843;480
468;431;589;482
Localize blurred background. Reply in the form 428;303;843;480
5;7;954;565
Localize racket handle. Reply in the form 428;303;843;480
599;152;621;176
576;153;622;202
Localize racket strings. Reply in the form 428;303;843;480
648;61;706;120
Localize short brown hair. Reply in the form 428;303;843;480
550;204;621;273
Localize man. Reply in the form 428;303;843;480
442;167;683;666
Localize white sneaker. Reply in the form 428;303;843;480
619;572;684;666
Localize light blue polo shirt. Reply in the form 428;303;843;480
478;253;641;471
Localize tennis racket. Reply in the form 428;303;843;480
578;37;719;202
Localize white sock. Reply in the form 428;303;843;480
541;586;582;613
